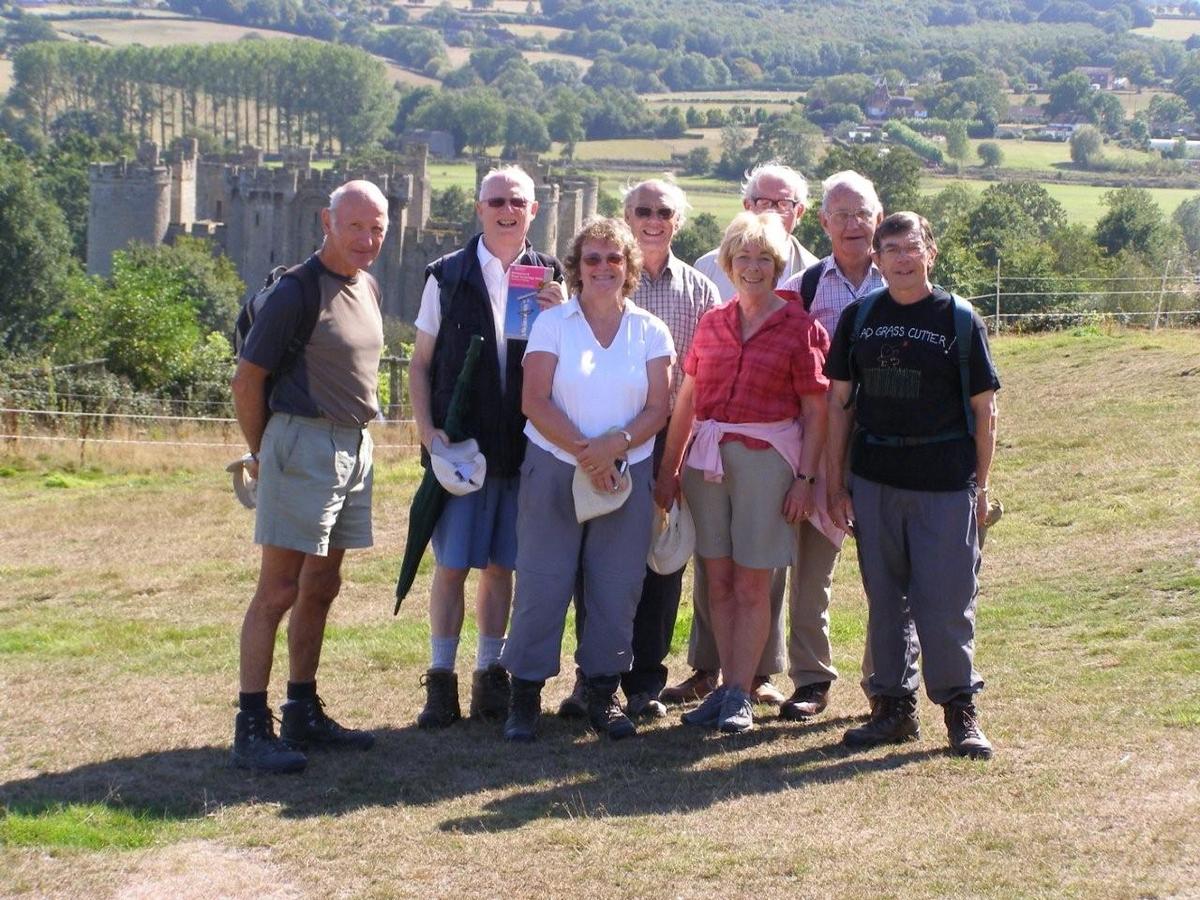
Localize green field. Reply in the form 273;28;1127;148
0;329;1197;897
966;137;1155;172
1133;16;1200;40
922;175;1199;225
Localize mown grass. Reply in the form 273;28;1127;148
1;328;1198;898
1133;17;1200;41
964;136;1153;173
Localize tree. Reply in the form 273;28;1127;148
430;186;476;231
1172;195;1200;256
945;120;970;162
747;107;823;172
0;151;77;350
1045;71;1093;119
672;212;722;266
121;236;244;336
682;146;711;176
1069;124;1103;168
1094;187;1177;258
977;141;1004;168
503;106;550;155
657;105;687;138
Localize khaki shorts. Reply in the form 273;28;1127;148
682;440;796;569
255;414;373;556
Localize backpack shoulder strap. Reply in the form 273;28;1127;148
275;256;323;374
949;292;976;437
798;258;827;311
851;286;887;343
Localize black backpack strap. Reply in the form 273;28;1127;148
949;291;976;437
798;258;827;311
277;256;323;376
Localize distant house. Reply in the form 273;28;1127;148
866;79;891;119
1008;106;1045;125
1043;117;1091;141
1074;66;1117;91
866;78;927;120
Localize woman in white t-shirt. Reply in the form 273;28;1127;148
497;217;675;743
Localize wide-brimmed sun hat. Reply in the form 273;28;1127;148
647;499;695;575
429;435;487;496
572;464;632;523
225;453;257;509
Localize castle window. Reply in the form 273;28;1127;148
255;212;260;227
216;200;223;219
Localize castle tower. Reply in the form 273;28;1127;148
529;182;559;258
86;145;172;276
170;138;198;228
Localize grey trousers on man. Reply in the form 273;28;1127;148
850;474;984;705
501;444;655;683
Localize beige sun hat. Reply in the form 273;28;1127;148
430;435;487;496
225;453;257;509
572;464;632;523
647;499;695;575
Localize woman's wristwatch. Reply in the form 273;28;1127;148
619;429;633;449
795;473;816;485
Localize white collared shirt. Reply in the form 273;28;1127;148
522;296;675;466
415;238;514;390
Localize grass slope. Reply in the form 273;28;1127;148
1;327;1198;897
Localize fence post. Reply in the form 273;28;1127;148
1153;259;1171;331
994;258;1001;334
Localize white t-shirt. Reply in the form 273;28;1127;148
415;238;512;392
523;297;675;466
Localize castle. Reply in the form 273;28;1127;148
86;142;600;322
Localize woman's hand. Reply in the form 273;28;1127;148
830;486;855;535
588;464;622;494
536;280;568;309
783;478;814;524
653;470;679;511
574;433;624;477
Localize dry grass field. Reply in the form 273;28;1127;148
0;59;12;99
1133;16;1200;41
1;327;1198;898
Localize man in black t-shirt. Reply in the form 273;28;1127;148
824;212;1000;760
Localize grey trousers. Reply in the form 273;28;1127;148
850;474;985;705
501;444;655;683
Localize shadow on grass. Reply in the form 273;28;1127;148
1;712;945;830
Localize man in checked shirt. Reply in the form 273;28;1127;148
556;177;722;721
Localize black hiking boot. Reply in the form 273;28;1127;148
780;681;831;721
944;695;994;760
416;670;462;729
843;693;920;749
557;668;588;718
230;709;307;774
280;695;375;751
504;677;544;743
470;663;511;721
586;675;637;740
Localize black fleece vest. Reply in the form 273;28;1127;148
424;234;562;478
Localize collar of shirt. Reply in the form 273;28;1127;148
563;295;634;319
826;256;885;294
639;251;682;287
714;292;795;340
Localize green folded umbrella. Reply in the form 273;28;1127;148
394;334;484;613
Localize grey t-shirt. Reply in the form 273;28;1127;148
240;255;383;427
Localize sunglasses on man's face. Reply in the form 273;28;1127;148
582;253;626;266
633;206;674;220
484;197;529;209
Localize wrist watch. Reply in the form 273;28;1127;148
619;429;633;448
795;473;816;484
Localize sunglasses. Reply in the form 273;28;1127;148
633;206;674;220
582;253;626;266
484;197;529;209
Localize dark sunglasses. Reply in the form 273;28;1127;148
634;206;674;220
582;253;626;266
484;197;529;209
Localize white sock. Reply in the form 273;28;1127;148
476;635;505;670
431;636;459;672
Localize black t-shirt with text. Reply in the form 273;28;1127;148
824;287;1000;492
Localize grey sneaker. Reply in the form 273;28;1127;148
681;685;728;728
625;692;668;720
718;687;754;734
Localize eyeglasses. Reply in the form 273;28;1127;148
582;253;626;266
879;242;928;258
484;197;529;209
752;197;799;213
827;208;876;227
633;206;675;220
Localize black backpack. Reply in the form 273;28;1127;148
796;258;829;311
233;257;323;400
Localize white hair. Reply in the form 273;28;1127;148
328;179;388;216
478;165;536;201
821;170;883;215
741;161;808;205
622;176;690;228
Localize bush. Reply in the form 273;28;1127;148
886;121;945;165
977;141;1004;167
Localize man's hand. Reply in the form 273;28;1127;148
536;280;568;309
247;457;260;480
830;486;855;535
782;479;813;525
976;487;989;529
653;470;680;511
419;425;451;453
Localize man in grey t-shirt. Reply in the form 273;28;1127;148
229;179;388;774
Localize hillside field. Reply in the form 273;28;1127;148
1;327;1198;897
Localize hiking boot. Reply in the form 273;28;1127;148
416;669;461;729
719;686;755;733
681;684;728;729
280;696;375;751
230;709;307;774
504;677;543;743
751;676;786;706
780;681;830;721
843;693;920;749
626;691;668;720
557;669;588;718
586;676;637;740
469;663;510;721
944;696;994;761
661;669;717;705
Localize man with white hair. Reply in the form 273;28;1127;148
230;179;390;773
663;162;819;708
409;165;565;731
692;161;819;302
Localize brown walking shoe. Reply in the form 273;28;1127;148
469;663;510;721
780;681;830;721
751;676;785;706
660;669;717;705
